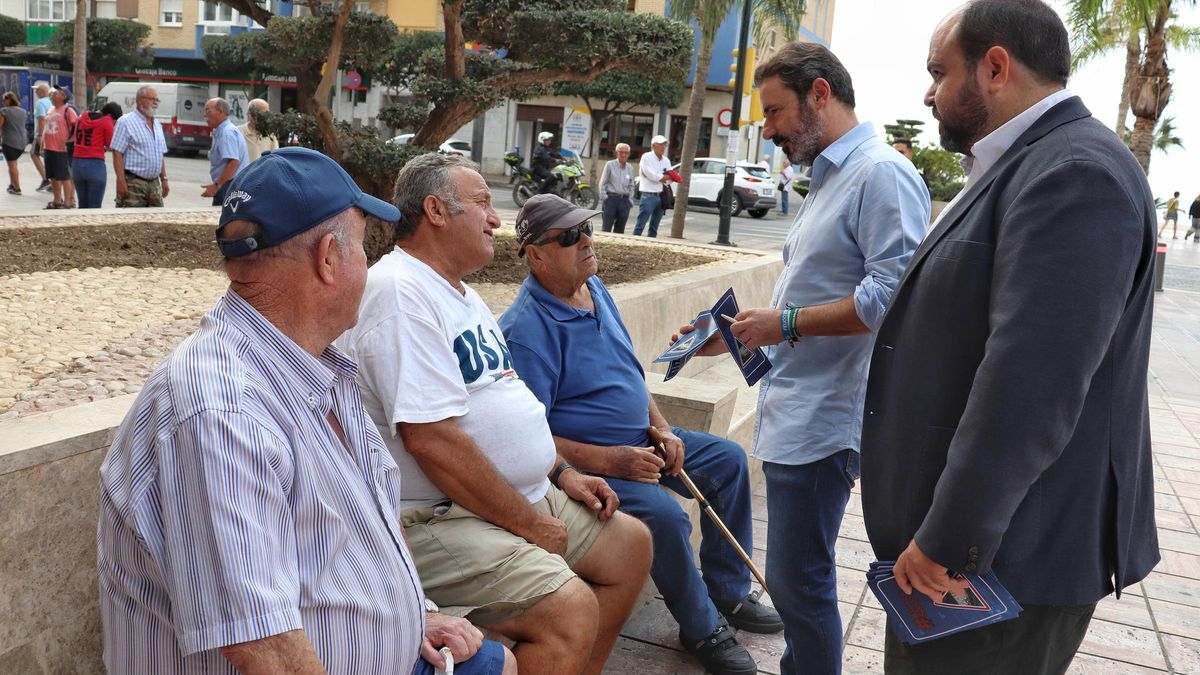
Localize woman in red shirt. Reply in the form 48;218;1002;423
72;101;122;209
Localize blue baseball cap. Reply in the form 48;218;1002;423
216;147;400;258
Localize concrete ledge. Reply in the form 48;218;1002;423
0;248;778;670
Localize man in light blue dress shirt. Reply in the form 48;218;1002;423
688;43;929;675
202;97;249;206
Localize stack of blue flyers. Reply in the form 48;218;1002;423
654;287;772;386
866;560;1023;645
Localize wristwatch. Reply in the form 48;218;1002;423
549;462;574;488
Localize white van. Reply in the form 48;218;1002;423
95;81;210;155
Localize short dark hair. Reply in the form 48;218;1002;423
100;102;123;121
754;42;856;109
957;0;1070;86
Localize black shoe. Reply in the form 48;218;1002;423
6;185;18;195
715;593;784;633
36;179;50;192
680;622;757;675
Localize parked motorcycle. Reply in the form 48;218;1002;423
506;147;598;209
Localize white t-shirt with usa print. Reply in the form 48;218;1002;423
337;246;556;509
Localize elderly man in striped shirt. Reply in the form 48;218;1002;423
98;147;514;675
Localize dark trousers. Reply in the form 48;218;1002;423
884;602;1097;674
765;450;859;675
601;194;631;233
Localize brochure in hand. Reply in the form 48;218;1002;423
866;560;1023;645
655;287;772;386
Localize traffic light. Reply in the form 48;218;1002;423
747;88;764;124
727;46;756;96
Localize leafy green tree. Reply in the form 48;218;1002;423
667;0;808;238
1067;0;1200;173
555;71;685;178
49;18;151;72
884;119;925;142
381;0;693;148
0;14;23;52
202;9;397;157
912;144;965;203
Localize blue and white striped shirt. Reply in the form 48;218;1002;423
209;118;249;183
98;290;426;674
110;110;167;179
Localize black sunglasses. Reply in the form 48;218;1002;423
534;220;593;248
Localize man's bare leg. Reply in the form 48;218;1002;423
483;577;598;675
571;511;653;675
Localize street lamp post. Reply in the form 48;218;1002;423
714;0;753;247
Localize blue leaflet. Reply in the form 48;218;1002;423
655;288;772;386
867;560;1023;645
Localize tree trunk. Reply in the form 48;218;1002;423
413;0;466;148
73;0;86;107
669;24;716;239
294;66;322;115
1115;28;1139;135
307;0;356;161
1128;3;1171;174
588;108;608;181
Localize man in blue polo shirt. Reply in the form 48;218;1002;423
498;194;781;675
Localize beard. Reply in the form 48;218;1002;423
774;101;824;166
935;77;988;155
138;104;157;118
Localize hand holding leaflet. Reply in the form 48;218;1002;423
866;561;1023;644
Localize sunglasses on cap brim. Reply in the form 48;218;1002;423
533;220;594;248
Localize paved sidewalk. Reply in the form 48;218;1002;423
1;151;213;211
608;287;1200;674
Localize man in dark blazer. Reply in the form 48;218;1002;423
861;1;1160;673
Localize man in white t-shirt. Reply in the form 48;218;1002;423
336;152;652;675
632;134;673;238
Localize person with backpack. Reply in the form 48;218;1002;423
42;86;78;209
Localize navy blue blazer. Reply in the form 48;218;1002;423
861;96;1160;605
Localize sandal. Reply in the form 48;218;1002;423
64;202;77;209
44;201;63;209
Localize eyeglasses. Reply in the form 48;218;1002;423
140;96;160;104
534;220;593;248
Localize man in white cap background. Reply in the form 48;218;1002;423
633;134;673;238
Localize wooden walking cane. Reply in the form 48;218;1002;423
647;426;770;596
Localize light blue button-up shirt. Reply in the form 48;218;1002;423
110;110;167;179
209;118;249;183
752;122;929;466
98;291;426;673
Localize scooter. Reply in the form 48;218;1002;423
506;147;598;209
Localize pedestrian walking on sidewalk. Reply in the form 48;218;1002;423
599;142;634;233
42;86;78;209
31;81;50;192
111;85;169;208
633;135;672;238
1;92;28;194
72;102;122;208
1187;193;1200;240
1160;191;1181;239
202;97;248;206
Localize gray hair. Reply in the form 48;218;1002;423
222;208;355;266
615;143;630;153
209;98;232;115
391;152;479;240
248;98;269;112
135;85;156;98
34;81;49;93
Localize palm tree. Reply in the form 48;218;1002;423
666;0;806;238
1067;0;1200;173
1121;114;1186;153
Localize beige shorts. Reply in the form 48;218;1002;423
401;486;606;625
